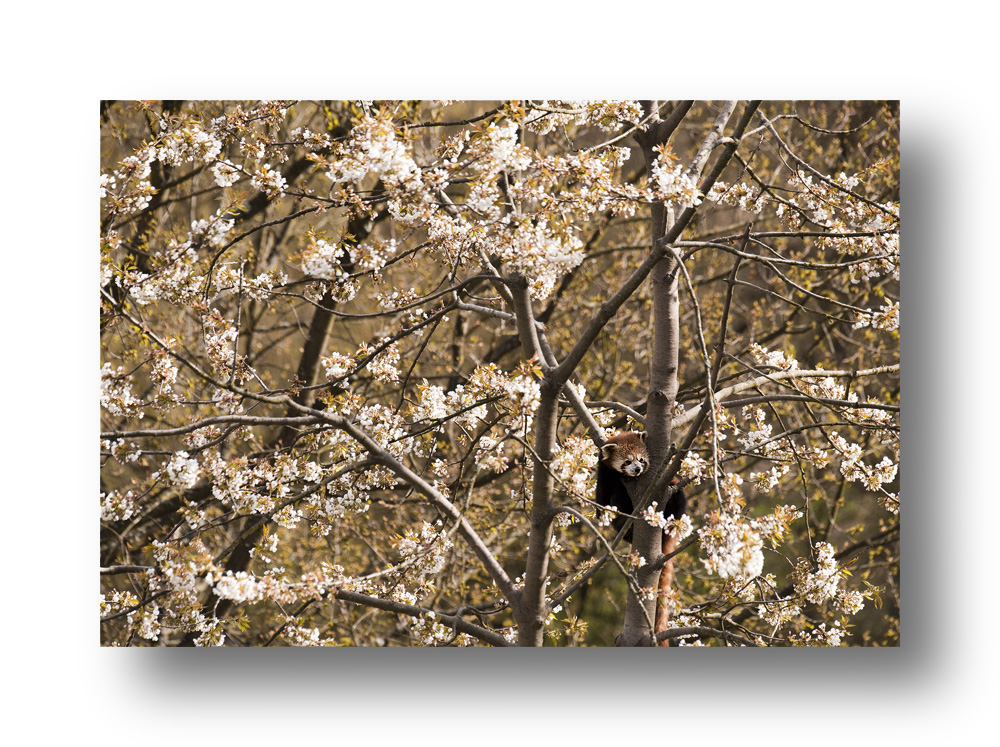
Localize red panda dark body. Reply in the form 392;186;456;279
596;430;686;542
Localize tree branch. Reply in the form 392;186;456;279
331;587;511;647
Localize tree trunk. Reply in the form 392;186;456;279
617;236;680;646
617;102;682;646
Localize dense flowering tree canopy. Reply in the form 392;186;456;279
100;100;899;646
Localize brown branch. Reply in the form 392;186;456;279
332;588;511;647
654;625;759;647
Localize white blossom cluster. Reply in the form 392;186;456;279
410;381;450;422
418;207;476;260
164;451;200;489
523;103;582;134
466;178;503;219
783;169;900;285
719;472;745;505
148;538;217;595
756;598;803;628
105;118;231;217
99;172;118;201
698;498;802;580
212;570;264;603
289;126;333;150
837;589;866;615
100;489;140;522
736;407;799;492
626;551;648;570
202;313;239;378
297;563;351;600
250;164;287;198
360;338;401;384
212;387;243;414
250;526;280;562
308;477;370;523
239;136;268;162
301;238;352;281
523;148;639;218
100;590;141;626
699;510;765;579
280;621;330;646
502;370;541;414
100;232;120;287
704;180;768;215
474;436;509;473
325;115;421;187
640;498;692;535
194;619;227;647
354;404;409;459
749;463;791;493
182;426;221;450
641;502;668;529
212;159;240;188
354;238;397;276
523;100;642;135
853;300;899;332
409;613;473;646
157;125;223;167
397;521;454;577
150;356;180;404
678;452;710;484
549;436;598;498
801;375;847;401
117;241;202;307
375;287;420;313
100;588;161;642
215;264;287;303
321;352;354;381
206;567;299;607
102;438;142;464
753;505;804;541
649;157;703;209
274;504;304;530
104;147;156;215
136;603;161;641
748;342;798;371
101;362;144;418
495;220;585;300
791;542;841;604
790;621;845;647
410;364;540;440
206;453;285;515
879;491;901;515
829;431;899;498
482;120;532;172
301;239;360;303
189;211;234;249
584;101;644;131
665;514;694;540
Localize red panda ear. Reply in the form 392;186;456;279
601;443;618;461
638;431;647;443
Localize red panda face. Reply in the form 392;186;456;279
619;453;648;477
600;435;649;477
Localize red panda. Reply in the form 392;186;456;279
597;430;687;646
596;430;686;542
